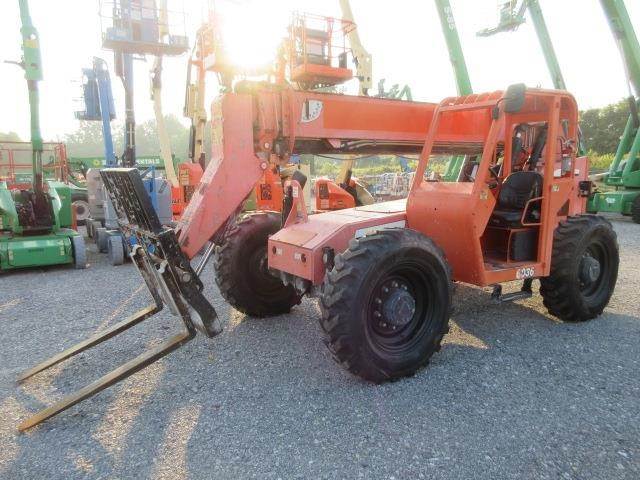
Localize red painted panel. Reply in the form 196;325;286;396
177;94;265;258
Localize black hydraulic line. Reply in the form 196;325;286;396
528;126;548;170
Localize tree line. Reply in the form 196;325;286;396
1;114;208;162
580;98;632;155
60;114;211;161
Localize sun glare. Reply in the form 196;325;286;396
216;3;290;71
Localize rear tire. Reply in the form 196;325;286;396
631;194;640;224
89;219;102;240
71;193;90;226
107;234;125;265
214;212;302;317
71;235;87;269
96;228;109;253
540;215;619;322
319;229;452;383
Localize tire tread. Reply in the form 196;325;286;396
540;215;618;322
319;229;452;383
214;212;302;317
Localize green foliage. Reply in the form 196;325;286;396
424;156;450;174
0;131;22;142
580;99;632;155
587;150;615;172
314;160;340;177
63;121;109;157
63;115;193;160
354;164;403;176
134;114;191;160
312;155;416;179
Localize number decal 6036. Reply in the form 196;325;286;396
516;267;535;280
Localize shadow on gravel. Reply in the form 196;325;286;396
447;283;558;343
448;281;638;345
2;280;638;479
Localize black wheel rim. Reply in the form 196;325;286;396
578;238;611;300
365;262;438;356
247;245;287;298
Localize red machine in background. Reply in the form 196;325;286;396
288;12;355;90
315;177;356;210
315;173;375;210
171;162;203;216
0;141;71;189
254;168;284;211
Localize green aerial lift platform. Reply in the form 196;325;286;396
587;0;640;223
476;0;586;155
0;0;85;272
434;0;474;181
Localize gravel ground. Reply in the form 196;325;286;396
0;216;638;480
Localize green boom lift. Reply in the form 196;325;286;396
587;0;640;223
476;0;586;155
434;0;474;181
0;0;86;272
477;0;566;89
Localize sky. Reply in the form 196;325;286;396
0;0;638;142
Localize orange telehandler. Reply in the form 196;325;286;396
17;14;618;431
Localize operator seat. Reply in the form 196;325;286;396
489;171;543;228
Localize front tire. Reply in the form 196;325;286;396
540;215;619;322
214;212;301;317
320;229;453;383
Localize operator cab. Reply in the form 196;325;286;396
455;118;564;262
483;123;550;264
408;86;585;286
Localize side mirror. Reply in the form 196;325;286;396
504;83;527;113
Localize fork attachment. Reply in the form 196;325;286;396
17;168;221;431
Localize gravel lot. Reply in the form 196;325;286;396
0;215;638;480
